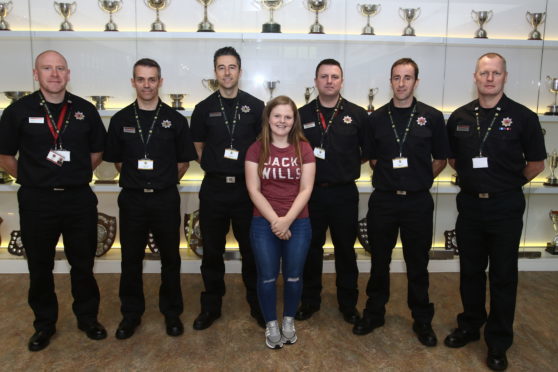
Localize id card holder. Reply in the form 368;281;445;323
392;157;408;169
314;147;326;160
224;148;239;160
56;149;71;162
472;157;488;169
138;159;154;170
46;150;64;166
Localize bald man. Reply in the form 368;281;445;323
0;50;108;351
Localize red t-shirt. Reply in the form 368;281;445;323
246;140;315;219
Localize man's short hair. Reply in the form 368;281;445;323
475;52;507;73
315;58;343;78
133;58;161;78
213;46;242;70
390;58;419;79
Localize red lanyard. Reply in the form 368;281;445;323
45;103;68;143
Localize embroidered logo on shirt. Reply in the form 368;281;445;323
417;116;427;126
241;105;251;113
343;115;352;124
74;111;85;120
162;120;172;128
501;117;512;127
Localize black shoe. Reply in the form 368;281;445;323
250;309;266;329
443;328;480;348
294;304;319;321
115;318;140;340
28;329;55;352
412;321;437;347
78;320;107;340
352;316;385;335
192;311;220;331
341;308;361;325
487;350;508;371
165;317;184;337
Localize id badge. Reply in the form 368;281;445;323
224;148;239;160
56;149;71;162
138;159;154;170
392;157;408;169
46;150;64;166
314;147;326;160
472;157;488;169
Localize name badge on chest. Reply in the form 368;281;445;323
138;158;154;170
314;147;325;160
472;157;488;169
224;148;239;160
393;157;408;169
46;150;64;166
29;117;45;124
303;122;316;129
56;149;71;162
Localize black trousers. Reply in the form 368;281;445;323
300;182;359;312
198;174;258;314
455;190;525;353
364;190;435;323
118;187;183;320
18;186;100;332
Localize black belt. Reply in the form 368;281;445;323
462;188;522;199
315;181;354;188
376;189;428;196
205;173;242;184
24;185;89;192
123;186;174;194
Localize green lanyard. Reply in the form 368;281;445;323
387;104;416;157
132;100;162;159
474;106;499;157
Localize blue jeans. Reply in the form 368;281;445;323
249;217;311;322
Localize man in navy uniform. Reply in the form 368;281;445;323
444;53;546;371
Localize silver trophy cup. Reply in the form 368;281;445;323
169;94;186;110
306;0;327;34
368;87;378;112
471;10;493;39
0;1;12;31
202;79;219;92
399;7;421;36
544;151;558;186
4;91;31;104
546;76;558;116
358;4;380;35
266;80;280;101
547;210;558;254
99;0;122;32
197;0;215;32
145;0;170;32
260;0;284;33
54;2;77;31
526;12;546;41
304;86;315;104
90;96;111;110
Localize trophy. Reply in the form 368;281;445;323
145;0;170;32
185;211;204;258
8;230;24;257
526;12;545;40
545;76;558;115
544;151;558;186
4;91;31;104
96;213;116;257
0;1;12;31
169;93;186;110
90;95;111;110
471;10;493;39
546;210;558;255
0;167;12;183
306;0;327;34
304;86;315;104
266;80;280;101
358;4;380;35
197;0;215;32
367;87;378;112
94;161;118;184
399;7;421;36
260;0;284;33
202;78;219;92
54;2;77;31
98;0;122;32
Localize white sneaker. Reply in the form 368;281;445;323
265;320;283;349
281;316;297;345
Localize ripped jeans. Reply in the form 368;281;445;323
249;216;311;322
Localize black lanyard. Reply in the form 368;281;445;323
387;104;416;157
132;100;162;159
39;92;72;149
315;96;342;149
218;93;240;149
474;106;499;157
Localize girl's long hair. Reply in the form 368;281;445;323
257;95;308;177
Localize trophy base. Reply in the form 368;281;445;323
0;20;9;31
544;178;558;187
474;29;488;38
402;26;415;36
528;31;542;40
545;105;558;115
309;24;324;34
362;25;375;35
546;243;558;255
59;21;74;32
104;22;118;32
262;23;281;33
198;21;215;32
150;22;166;32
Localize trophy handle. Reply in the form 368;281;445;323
372;87;379;95
202;79;209;90
54;2;60;14
415;7;421;20
526;11;532;25
486;10;493;23
541;12;546;24
471;10;477;21
7;1;12;12
376;4;381;15
70;1;77;14
398;7;406;21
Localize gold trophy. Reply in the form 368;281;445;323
266;80;280;101
0;1;12;31
98;0;122;32
90;95;111;110
544;151;558;187
197;0;215;32
306;0;328;34
304;86;315;104
260;0;284;33
471;10;493;39
0;167;12;183
367;87;378;112
546;210;558;255
526;11;545;40
169;93;186;110
54;1;77;31
545;76;558;116
399;7;421;36
145;0;170;32
202;78;219;92
96;213;116;257
358;4;380;35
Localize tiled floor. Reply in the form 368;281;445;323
0;272;556;371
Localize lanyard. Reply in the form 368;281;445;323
218;93;240;149
315;96;342;148
474;106;499;157
387;104;416;157
132;100;162;159
39;92;71;149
